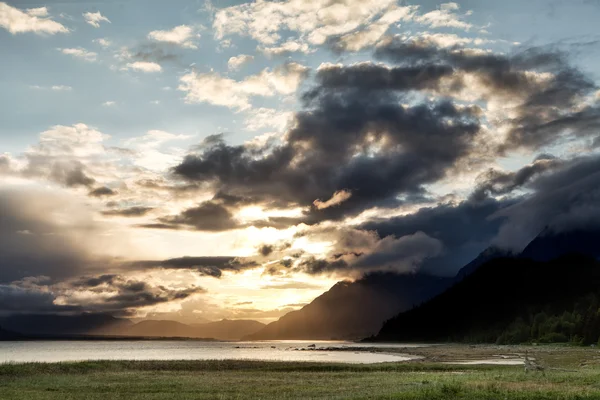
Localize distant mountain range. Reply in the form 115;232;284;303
0;315;264;341
120;319;265;340
0;313;132;337
0;325;24;340
244;273;451;340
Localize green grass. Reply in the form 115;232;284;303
2;360;600;399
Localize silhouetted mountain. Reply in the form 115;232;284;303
372;255;600;343
121;319;265;340
0;325;24;340
0;313;132;336
244;273;451;340
124;320;196;338
521;227;600;262
454;246;513;282
191;319;265;340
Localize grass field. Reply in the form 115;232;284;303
2;346;600;399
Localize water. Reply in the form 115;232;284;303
0;340;423;364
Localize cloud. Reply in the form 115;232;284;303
148;25;199;49
313;190;352;210
178;62;309;110
471;156;564;201
59;47;98;62
131;256;257;278
2;273;204;317
30;85;72;91
259;40;313;56
414;2;474;30
373;41;600;152
361;198;512;276
228;54;254;71
83;11;110;28
154;201;241;232
0;2;69;35
492;154;600;250
101;207;154;217
16;123;109;188
93;38;112;48
291;229;443;277
244;108;293;131
0;186;115;283
174;69;481;224
88;186;117;197
213;0;416;49
102;101;116;107
260;282;322;290
123;61;162;73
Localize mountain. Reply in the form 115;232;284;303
0;313;132;336
454;246;513;282
244;273;451;341
121;319;265;340
124;320;197;338
191;319;265;340
521;227;600;262
372;254;600;344
0;326;24;340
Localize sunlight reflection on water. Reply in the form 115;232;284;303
0;340;425;364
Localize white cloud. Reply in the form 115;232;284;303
59;47;98;62
0;2;69;34
150;100;161;105
414;2;474;30
93;38;112;48
213;0;416;50
51;85;72;91
83;11;110;28
35;123;109;158
26;7;48;17
102;101;116;107
148;25;199;49
228;54;254;71
259;40;313;56
122;61;162;73
244;108;293;131
124;130;192;171
179;63;308;110
313;190;352;210
30;85;72;91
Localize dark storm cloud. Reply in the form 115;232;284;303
101;207;154;217
361;198;514;276
470;157;564;201
258;244;274;256
131;256;258;278
174;93;481;225
0;285;76;314
153;201;241;231
172;41;599;227
71;274;118;288
492;154;600;250
49;161;95;187
89;186;117;197
0;188;94;283
375;41;600;151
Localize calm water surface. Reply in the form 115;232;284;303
0;340;425;364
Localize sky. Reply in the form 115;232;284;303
1;0;600;323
